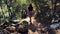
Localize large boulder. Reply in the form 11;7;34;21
16;21;28;34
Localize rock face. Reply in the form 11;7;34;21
0;29;10;34
50;23;60;29
6;26;16;33
28;23;37;32
16;21;28;34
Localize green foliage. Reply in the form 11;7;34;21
17;0;27;5
0;0;29;22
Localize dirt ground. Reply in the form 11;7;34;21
23;17;60;34
28;29;39;34
28;29;60;34
55;29;60;34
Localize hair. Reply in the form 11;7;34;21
29;4;32;7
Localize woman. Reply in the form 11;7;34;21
28;4;33;23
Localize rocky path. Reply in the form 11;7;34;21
20;17;60;34
20;17;41;34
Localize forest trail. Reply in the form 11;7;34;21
21;16;44;34
20;16;60;34
20;16;39;34
20;16;37;24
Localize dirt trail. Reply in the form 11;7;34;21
20;17;39;34
28;29;39;34
21;17;37;24
20;17;60;34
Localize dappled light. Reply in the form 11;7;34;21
0;0;60;34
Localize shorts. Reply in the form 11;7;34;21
28;11;32;17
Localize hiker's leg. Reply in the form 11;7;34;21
30;16;31;23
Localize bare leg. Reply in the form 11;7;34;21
29;16;32;24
